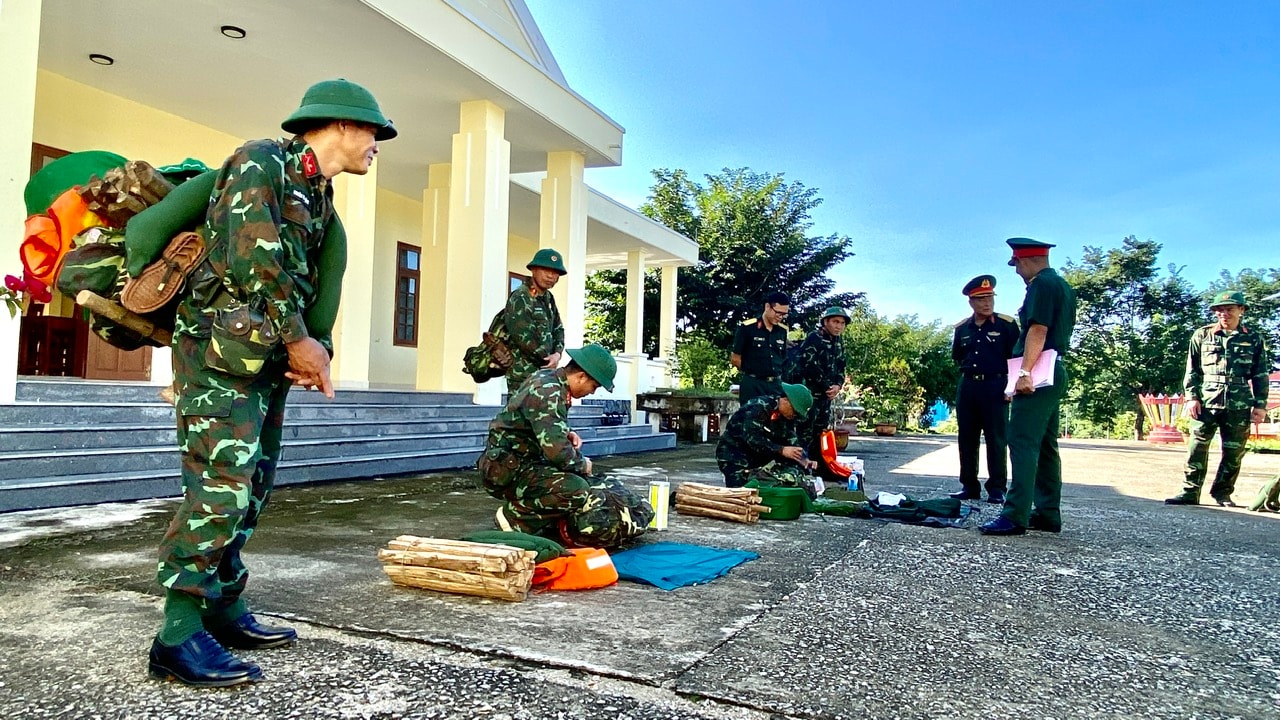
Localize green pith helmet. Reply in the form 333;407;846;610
780;382;813;420
822;306;852;322
527;248;568;275
566;344;617;391
1208;290;1248;309
281;79;397;141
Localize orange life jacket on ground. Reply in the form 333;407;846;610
819;429;853;479
532;547;618;590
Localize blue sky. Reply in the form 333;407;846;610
524;0;1280;325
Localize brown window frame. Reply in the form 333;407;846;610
394;243;421;347
31;143;70;176
508;272;528;294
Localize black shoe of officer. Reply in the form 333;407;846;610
1211;495;1239;508
949;488;981;501
208;613;298;650
1027;514;1062;533
977;516;1026;536
148;631;262;687
1164;493;1199;506
986;490;1006;505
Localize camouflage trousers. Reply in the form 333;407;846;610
1182;407;1252;499
155;333;289;608
716;445;815;496
478;451;653;548
794;394;832;459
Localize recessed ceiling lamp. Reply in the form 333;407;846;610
89;53;114;66
220;25;247;39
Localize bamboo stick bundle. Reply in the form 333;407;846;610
674;483;761;524
377;535;536;602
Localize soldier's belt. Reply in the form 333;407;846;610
745;373;778;382
963;372;1007;381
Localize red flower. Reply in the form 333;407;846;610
4;274;25;293
24;276;47;295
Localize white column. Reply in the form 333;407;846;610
622;250;648;415
329;166;379;389
0;0;41;403
539;151;587;349
415;163;450;390
658;265;680;384
442;101;509;403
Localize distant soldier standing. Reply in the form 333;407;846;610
716;382;815;488
151;79;397;686
478;344;653;547
785;306;850;460
1166;291;1270;507
504;248;566;390
950;275;1018;503
732;291;791;404
980;238;1076;536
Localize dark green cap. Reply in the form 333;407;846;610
1209;290;1247;309
282;79;397;141
780;382;813;420
1006;237;1054;265
527;248;568;275
821;306;851;322
963;275;997;297
566;344;616;392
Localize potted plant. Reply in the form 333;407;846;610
859;389;909;437
830;384;865;449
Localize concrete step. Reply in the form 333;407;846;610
14;378;473;406
0;427;675;512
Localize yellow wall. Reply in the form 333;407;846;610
507;233;538;277
34;71;241;170
369;188;424;386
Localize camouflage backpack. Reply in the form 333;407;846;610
463;309;514;382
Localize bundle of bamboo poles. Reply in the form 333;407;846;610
674;482;762;524
377;536;536;602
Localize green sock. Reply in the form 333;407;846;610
157;591;206;646
203;597;249;629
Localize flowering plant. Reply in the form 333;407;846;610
3;272;51;319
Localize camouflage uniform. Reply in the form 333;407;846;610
784;329;846;458
1179;322;1270;500
503;279;564;390
157;137;335;610
477;368;651;547
716;396;810;490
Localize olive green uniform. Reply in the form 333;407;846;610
1001;268;1076;528
733;316;788;403
1179;322;1270;500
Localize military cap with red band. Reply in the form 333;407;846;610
962;274;997;297
1006;237;1054;265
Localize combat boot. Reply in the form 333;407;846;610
1164;493;1200;506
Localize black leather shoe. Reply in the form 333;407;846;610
1164;494;1199;505
1212;496;1239;508
949;489;981;500
148;631;262;687
986;491;1006;504
1027;515;1062;533
978;517;1026;536
208;613;297;650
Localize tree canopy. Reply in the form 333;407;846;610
585;167;860;355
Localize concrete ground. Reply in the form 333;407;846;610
1;435;1278;720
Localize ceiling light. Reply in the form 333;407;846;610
220;25;247;39
89;53;114;66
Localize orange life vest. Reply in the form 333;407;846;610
819;429;853;479
532;547;618;590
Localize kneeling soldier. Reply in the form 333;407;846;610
716;382;816;489
478;344;653;547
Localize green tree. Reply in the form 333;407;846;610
585;167;861;354
1060;236;1200;438
841;305;958;428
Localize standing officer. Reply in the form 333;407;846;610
785;306;850;460
950;275;1018;503
716;382;815;488
151;79;397;686
504;248;566;390
478;344;653;546
1166;291;1269;507
980;238;1076;536
732;291;791;404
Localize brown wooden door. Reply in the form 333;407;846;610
84;332;151;381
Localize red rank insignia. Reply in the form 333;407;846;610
302;150;319;178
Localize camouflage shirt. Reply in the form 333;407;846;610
718;396;800;460
176;137;334;347
503;280;564;388
785;329;846;394
485;367;587;474
1184;323;1270;410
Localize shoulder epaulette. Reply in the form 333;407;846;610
953;317;969;329
997;313;1016;323
777;322;789;331
741;317;758;326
